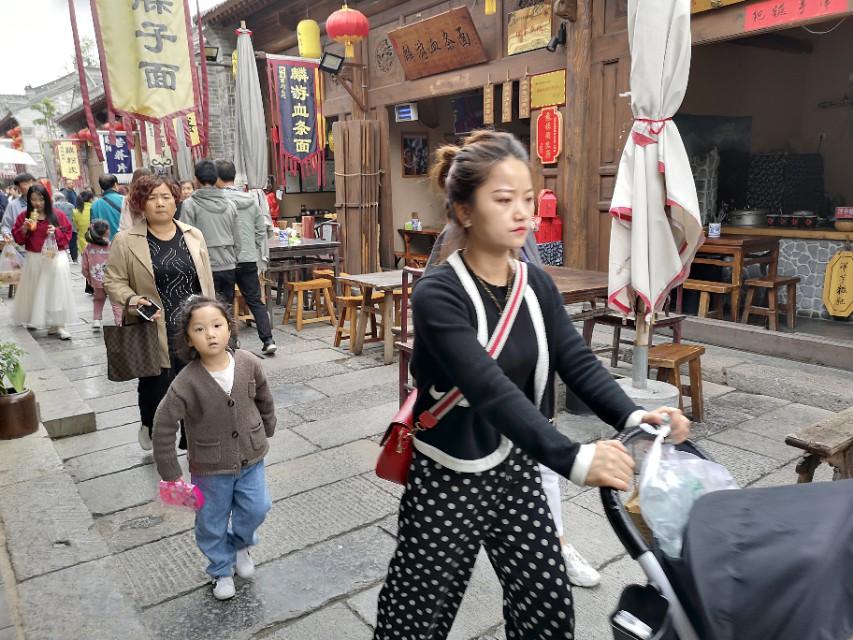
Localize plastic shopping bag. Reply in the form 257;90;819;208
0;243;23;271
639;425;738;557
158;479;205;511
41;233;58;259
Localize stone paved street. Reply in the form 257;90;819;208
0;264;841;640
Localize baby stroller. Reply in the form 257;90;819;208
601;426;853;640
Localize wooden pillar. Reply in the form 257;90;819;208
562;0;592;269
372;106;394;268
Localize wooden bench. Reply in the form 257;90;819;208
785;406;853;483
681;279;736;321
589;312;686;367
741;275;801;331
647;343;706;422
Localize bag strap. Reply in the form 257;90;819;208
416;259;529;430
103;194;123;213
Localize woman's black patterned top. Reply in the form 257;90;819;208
147;226;201;338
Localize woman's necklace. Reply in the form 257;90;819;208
471;264;515;316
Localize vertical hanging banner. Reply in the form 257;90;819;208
99;132;136;181
267;57;325;183
90;0;204;155
501;81;513;123
57;142;82;180
483;82;494;125
518;74;531;119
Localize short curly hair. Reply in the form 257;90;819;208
171;295;237;363
126;174;182;218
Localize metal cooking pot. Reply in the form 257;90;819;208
728;209;768;227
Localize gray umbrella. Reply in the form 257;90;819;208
234;24;268;189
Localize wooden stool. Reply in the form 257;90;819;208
647;343;706;422
741;275;801;331
785;406;853;482
682;280;736;321
334;291;385;347
234;284;254;324
590;312;686;367
282;279;336;331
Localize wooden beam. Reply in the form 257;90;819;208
730;33;814;54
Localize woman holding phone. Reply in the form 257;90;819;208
105;175;215;451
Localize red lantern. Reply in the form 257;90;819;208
325;3;369;59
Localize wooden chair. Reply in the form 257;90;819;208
681;279;737;321
741;275;800;331
785;406;853;483
397;267;424;404
647;343;706;422
334;289;385;348
590;312;686;367
282;278;336;331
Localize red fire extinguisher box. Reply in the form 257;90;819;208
537;189;558;218
535;216;562;243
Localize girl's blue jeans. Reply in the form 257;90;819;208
192;461;272;578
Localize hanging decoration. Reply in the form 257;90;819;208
83;0;205;158
485;0;497;15
266;57;326;186
501;78;513;123
326;3;370;59
483;77;494;125
536;106;562;165
519;71;531;119
297;20;322;59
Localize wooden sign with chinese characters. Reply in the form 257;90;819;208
506;3;552;56
483;82;494;124
536;107;562;165
57;142;81;180
530;70;566;109
823;250;853;317
691;0;747;14
744;0;847;31
519;75;531;119
387;7;489;81
501;81;513;123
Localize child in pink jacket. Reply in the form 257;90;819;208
81;220;122;329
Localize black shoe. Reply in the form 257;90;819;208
261;340;277;355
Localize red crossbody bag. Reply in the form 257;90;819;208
376;261;529;485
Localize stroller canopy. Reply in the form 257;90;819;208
683;479;853;640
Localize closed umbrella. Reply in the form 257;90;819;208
234;23;268;189
607;0;703;388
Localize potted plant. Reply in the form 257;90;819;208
0;342;38;439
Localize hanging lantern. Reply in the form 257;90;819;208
298;19;322;59
325;3;369;59
485;0;496;15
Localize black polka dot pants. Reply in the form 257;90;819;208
374;447;574;640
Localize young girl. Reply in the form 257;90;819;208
372;131;691;639
152;296;275;601
11;184;77;339
81;220;122;330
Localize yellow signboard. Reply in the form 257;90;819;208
506;4;552;56
57;142;81;180
823;250;853;317
175;112;201;147
530;70;566;110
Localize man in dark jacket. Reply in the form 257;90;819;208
215;159;276;355
60;178;78;208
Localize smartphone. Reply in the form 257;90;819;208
612;610;653;640
136;299;161;322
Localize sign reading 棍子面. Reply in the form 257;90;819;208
387;7;488;81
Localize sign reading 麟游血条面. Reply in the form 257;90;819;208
744;0;847;31
530;70;566;110
387;7;488;81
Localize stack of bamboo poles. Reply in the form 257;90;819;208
332;119;381;274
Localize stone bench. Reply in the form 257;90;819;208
785;406;853;482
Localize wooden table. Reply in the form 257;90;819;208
265;237;341;319
338;270;404;364
396;228;441;268
692;234;780;321
543;266;611;344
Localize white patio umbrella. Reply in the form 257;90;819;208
607;0;704;388
234;23;268;190
0;146;36;166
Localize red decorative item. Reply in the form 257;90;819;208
326;3;369;59
536;107;562;165
535;217;563;243
537;189;558;218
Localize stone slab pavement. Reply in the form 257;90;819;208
0;266;844;639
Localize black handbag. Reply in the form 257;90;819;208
103;303;162;382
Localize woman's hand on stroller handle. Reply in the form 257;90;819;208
642;406;690;444
585;440;635;491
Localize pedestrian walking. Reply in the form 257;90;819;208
179;160;241;306
59;178;78;208
104;175;215;452
152;296;275;601
11;184;76;340
73;190;94;258
174;180;194;221
119;168;154;232
215;159;276;355
81;220;122;330
53;192;77;262
1;173;35;238
373;130;690;640
90;174;124;239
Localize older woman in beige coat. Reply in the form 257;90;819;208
105;174;215;451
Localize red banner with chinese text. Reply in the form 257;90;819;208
536;107;562;165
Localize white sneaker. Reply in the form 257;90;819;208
235;547;255;579
562;543;601;588
92;320;102;331
212;576;235;600
57;328;72;340
138;425;153;451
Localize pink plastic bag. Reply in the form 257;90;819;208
158;479;205;511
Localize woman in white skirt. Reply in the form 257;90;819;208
11;184;77;340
